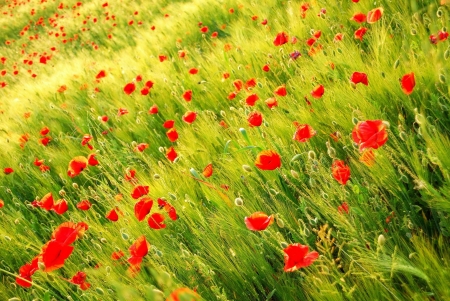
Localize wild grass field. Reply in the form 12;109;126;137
0;0;449;300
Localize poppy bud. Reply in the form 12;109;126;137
95;288;104;295
307;150;316;160
437;8;443;18
242;165;252;172
410;28;417;35
444;49;449;60
350;82;356;89
309;178;315;186
280;242;288;248
100;238;107;244
38;261;45;271
158;147;164;153
72;183;79;189
47;274;55;282
154;174;160;179
439;74;446;83
234;197;243;206
276;217;285;228
169;193;177;200
4;236;11;241
327;147;336;159
59;190;66;196
393;59;400;69
106;266;111;274
352;117;359;125
156;250;163;257
378;234;386;246
290;170;299;178
14;219;19;224
121;233;129;240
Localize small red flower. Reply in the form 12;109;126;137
311;85;324;99
401;72;415;95
4;167;13;174
123;82;136;95
273;32;289;46
148;213;166;229
293;124;316;142
247;111;263;127
87;154;99;166
255;150;281;170
352;120;388;151
134;197;153;221
106;208;119;221
182;111;197;124
351;72;368;86
331;160;351;185
131;185;150;199
283;243;319;272
182;90;193;101
245;93;259;106
52;199;68;215
367;7;383;24
274;85;287;96
166;128;179;142
166;147;178;162
77;200;91;210
67;156;88;178
338;202;350;214
202;163;213;178
148;104;158;114
244;212;274;231
355;27;368;41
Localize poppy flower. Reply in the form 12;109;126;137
189;68;198;75
352;120;388;150
331;160;351;185
200;26;208;33
247;111;263;127
40;136;51;146
123;82;135;95
70;271;90;290
265;97;278;109
134;197;153;221
0;199;3;208
246;93;259;106
367;7;383;24
159;55;167;62
293;124;316;142
351;12;366;23
118;108;129;116
245;78;257;90
145;80;154;88
16;258;39;288
148;213;166;229
57;85;67;93
400;72;415;95
111;250;125;260
182;90;193;101
334;33;344;42
106;208;119;221
128;235;149;266
202;163;213;178
51;221;88;246
283;243;319;272
124;169;137;183
233;79;243;91
166;147;178;162
4;167;13;174
87;154;99;166
40;240;74;272
81;134;92;146
262;64;270;72
52;199;68;215
255;150;281;170
182;111;197;124
438;30;449;41
158;198;178;221
131;185;150;199
338;202;350;214
274;85;287;96
306;37;316;46
166;128;179;142
167;288;201;301
244;212;274;231
228;91;237;100
351;72;368;86
355;27;368;41
273;32;289;46
141;87;150;95
148;104;158;114
311;85;324;98
96;70;106;79
40;126;50;136
34;192;54;210
163;120;175;129
67;156;88;178
77;200;91;210
134;143;149;152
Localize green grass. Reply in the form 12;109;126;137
0;0;450;300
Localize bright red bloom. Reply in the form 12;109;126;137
166;147;178;162
438;30;449;41
189;68;198;75
4;167;13;174
182;111;197;124
338;202;350;214
96;70;106;79
163;120;175;129
233;79;243;91
40;240;74;272
134;197;153;221
283;243;319;272
255;150;281;170
166;128;179;142
351;12;366;23
182;90;192;101
77;200;91;210
16;257;39;288
141;86;150;95
158;198;178;221
167;288;201;301
128;235;149;265
351;72;368;86
262;64;270;72
265;97;278;109
118;108;129;116
134;143;149;152
247;111;263;127
148;212;166;229
331;160;351;185
401;72;415;95
244;212;274;231
273;32;289;46
70;271;91;290
148;104;158;114
34;192;54;210
111;250;125;260
352;120;388;150
131;185;150;199
367;7;383;24
40;136;51;146
202;163;213;178
87;153;99;166
106;208;119;221
52;199;68;215
67;156;88;178
123;82;136;95
355;27;368;41
245;78;257;89
159;55;167;62
51;221;88;245
246;93;259;106
274;85;287;96
0;199;3;208
311;85;324;98
40;126;50;136
200;26;208;33
293;124;316;142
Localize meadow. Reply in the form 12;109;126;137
0;0;450;300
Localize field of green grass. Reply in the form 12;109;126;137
0;0;450;300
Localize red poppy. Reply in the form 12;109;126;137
123;82;136;95
273;32;289;46
141;86;150;95
148;104;158;114
166;288;201;301
351;12;366;23
200;26;208;33
189;68;198;75
438;30;449;41
354;27;368;41
34;192;54;210
228;91;237;100
40;136;51;146
96;70;106;79
331;160;351;185
182;90;193;101
4;167;13;174
233;79;243;91
40;240;74;272
293;124;316;142
57;85;67;93
247;111;263;127
311;85;324;98
182;111;197;124
70;271;91;290
87;153;99;166
202;163;213;178
134;143;149;152
145;80;154;88
166;128;179;143
283;243;319;272
106;208;119;221
16;258;39;288
159;55;167;62
367;7;383;24
352;120;388;150
67;156;88;178
245;78;257;89
274;85;287;96
163;120;175;129
158;198;178;221
255;150;281;170
111;250;125;260
401;72;415;95
118;108;129;116
131;185;150;199
264;97;278;109
52;199;68;215
0;199;3;208
128;235;149;265
51;221;88;246
40;126;50;136
262;64;270;72
338;202;350;214
246;93;259;106
166;147;178;162
350;72;368;86
134;197;153;221
77;200;91;210
148;212;166;229
244;212;274;231
101;115;108;122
